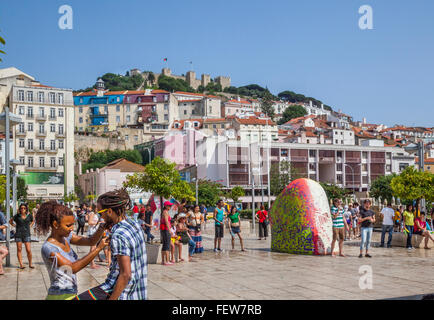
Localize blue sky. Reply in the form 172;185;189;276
1;0;434;127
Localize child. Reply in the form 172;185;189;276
170;218;182;263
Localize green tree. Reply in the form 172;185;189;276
17;176;28;202
277;105;307;125
260;89;275;120
157;75;195;93
230;186;245;203
319;182;352;202
269;161;304;196
124;157;195;207
390;166;434;206
0;33;5;62
369;174;397;204
189;179;223;206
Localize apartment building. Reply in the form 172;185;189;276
195;138;415;196
0;67;74;200
173;91;221;119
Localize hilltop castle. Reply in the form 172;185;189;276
130;68;231;90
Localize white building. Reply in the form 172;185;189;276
0;67;74;200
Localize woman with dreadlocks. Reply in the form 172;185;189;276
35;201;110;300
74;189;148;300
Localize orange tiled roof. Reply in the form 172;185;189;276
152;89;170;94
236;117;276;126
226;99;252;105
31;83;53;88
101;158;145;173
172;118;204;129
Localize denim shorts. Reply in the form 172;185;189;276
231;226;241;234
15;236;31;243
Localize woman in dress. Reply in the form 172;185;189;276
35;201;109;299
187;205;204;253
9;203;34;269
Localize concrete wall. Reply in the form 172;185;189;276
74;134;128;153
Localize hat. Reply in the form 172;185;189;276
163;201;173;207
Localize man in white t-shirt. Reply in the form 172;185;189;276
380;204;395;248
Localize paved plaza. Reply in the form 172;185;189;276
0;223;433;300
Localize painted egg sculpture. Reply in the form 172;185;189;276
270;178;332;255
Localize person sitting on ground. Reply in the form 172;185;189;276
35;201;109;300
186;205;204;253
414;212;434;249
228;206;245;251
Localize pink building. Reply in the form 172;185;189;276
78;158;145;197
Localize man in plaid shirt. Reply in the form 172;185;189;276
75;189;147;300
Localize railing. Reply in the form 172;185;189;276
55;132;65;138
345;157;360;163
290;156;308;162
318;157;334;163
36;131;47;137
371;158;385;164
47;148;58;153
26;114;34;120
35;147;47;153
25;165;58;171
15;129;26;136
36;114;47;121
24;147;35;152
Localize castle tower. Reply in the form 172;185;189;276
96;77;105;97
201;74;211;88
186;71;196;87
215;76;231;89
162;68;171;76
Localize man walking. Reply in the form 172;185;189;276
359;199;375;258
380;203;395;248
330;199;348;257
144;204;155;243
213;200;225;252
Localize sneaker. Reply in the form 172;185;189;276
358;254;363;258
387;245;392;248
213;248;218;252
407;247;412;250
379;244;384;248
365;254;372;258
217;248;223;252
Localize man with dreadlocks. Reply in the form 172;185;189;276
75;189;147;300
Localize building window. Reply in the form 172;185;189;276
50;108;56;118
337;163;343;171
309;150;316;157
337;151;343;158
18;90;24;101
337;174;343;183
164;104;168;110
79;107;83;113
39;107;45;117
184;110;187;115
58;124;64;134
362;175;368;184
19;139;25;148
116;116;120;123
39;139;45;150
362;164;368;171
27;139;33;150
18;106;25;115
50;123;55;132
19;156;25;165
126;115;131;123
399;163;408;172
116;105;120;112
50;140;56;150
125;135;129;141
386;164;391;171
126;105;130;112
164;114;168;121
38;92;44;102
59;140;64;149
39;157;45;168
28;157;33;168
362;152;368;159
50;157;56;168
49;92;56;103
335;139;338;144
58;93;64;104
79;117;83;123
27;106;33;117
134;135;138;142
39;123;45;134
59;157;64;166
27;91;33;102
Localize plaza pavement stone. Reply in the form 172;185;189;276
0;223;433;300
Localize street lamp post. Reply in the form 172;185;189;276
344;164;355;195
404;141;426;211
0;102;23;267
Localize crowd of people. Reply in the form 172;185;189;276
330;198;434;257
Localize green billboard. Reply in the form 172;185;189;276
21;172;64;185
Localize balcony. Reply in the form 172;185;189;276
35;147;47;153
24;147;35;153
26;114;34;120
36;131;47;137
48;115;57;121
89;112;108;118
16;129;26;136
47;147;58;153
36;114;47;121
25;165;58;172
55;132;65;138
319;157;334;163
371;158;385;164
290;156;308;162
345;157;361;163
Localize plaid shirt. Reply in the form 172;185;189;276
100;218;147;300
